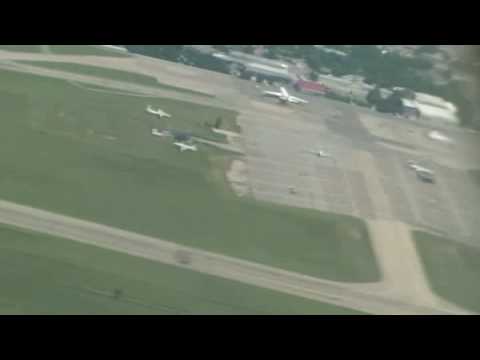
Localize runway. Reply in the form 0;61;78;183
0;199;470;314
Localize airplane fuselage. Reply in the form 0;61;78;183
146;105;172;118
174;142;197;152
262;87;308;105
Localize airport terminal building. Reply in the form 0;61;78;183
401;94;459;125
239;62;292;84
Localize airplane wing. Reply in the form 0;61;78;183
280;87;289;97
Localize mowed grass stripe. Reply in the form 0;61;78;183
0;225;364;314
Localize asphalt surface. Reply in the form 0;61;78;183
232;80;480;246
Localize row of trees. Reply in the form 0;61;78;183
366;87;404;114
125;45;184;62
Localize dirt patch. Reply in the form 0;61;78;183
227;160;249;197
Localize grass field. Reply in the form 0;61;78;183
0;45;41;52
0;68;380;283
49;45;131;57
414;231;480;313
0;225;364;314
16;60;215;98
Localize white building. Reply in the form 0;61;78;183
401;93;459;125
415;102;459;124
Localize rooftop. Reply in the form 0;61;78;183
245;62;291;78
415;102;459;124
230;51;289;69
415;92;457;112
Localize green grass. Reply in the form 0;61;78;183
0;45;41;52
414;231;480;313
0;225;364;314
49;45;131;57
16;60;215;99
0;68;380;283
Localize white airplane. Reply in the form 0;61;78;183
407;160;434;174
146;105;172;118
174;142;198;152
262;87;308;105
428;130;453;144
152;128;170;137
211;127;241;138
305;148;332;158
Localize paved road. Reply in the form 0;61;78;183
0;199;471;315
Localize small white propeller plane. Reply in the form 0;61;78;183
407;160;434;174
174;142;198;152
262;86;308;105
152;128;170;137
146;105;172;118
428;130;453;144
305;148;332;158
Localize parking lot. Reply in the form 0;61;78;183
235;83;480;246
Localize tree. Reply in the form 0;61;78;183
395;88;416;100
124;45;184;62
377;92;404;114
309;71;319;81
161;45;184;61
366;87;383;106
